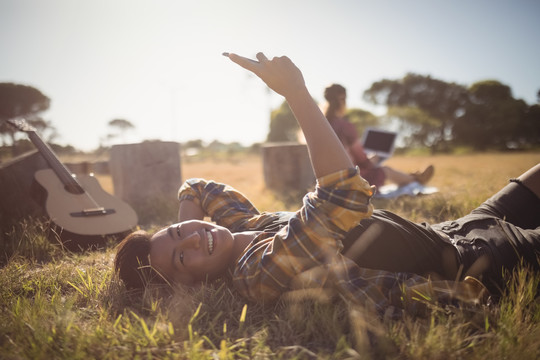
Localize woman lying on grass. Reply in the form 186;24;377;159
115;52;540;318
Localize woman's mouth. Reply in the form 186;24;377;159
206;230;214;255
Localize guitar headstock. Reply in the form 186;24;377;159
6;118;36;132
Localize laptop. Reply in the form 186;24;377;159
360;127;397;164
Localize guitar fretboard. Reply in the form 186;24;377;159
28;132;84;194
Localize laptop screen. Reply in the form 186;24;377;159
362;129;397;152
361;128;397;163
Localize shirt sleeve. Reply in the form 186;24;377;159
178;178;264;233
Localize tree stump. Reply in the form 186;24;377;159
261;142;315;192
109;141;182;225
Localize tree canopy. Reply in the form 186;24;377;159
454;81;529;150
0;83;50;121
363;74;539;151
266;101;299;142
106;118;135;144
0;83;53;153
346;108;380;136
364;73;469;152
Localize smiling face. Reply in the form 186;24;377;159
149;220;236;285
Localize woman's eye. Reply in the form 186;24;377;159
179;252;184;265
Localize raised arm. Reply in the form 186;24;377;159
226;52;354;178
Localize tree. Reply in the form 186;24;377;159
454;81;528;150
266;101;299;142
364;74;469;152
184;139;204;149
386;106;441;148
107;118;135;144
0;83;51;152
0;83;50;121
346;108;380;136
519;103;540;148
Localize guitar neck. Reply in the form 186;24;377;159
27;132;84;194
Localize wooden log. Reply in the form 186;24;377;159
261;142;315;192
109;141;182;225
91;160;110;174
0;150;49;231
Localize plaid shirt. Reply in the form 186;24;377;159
179;168;485;316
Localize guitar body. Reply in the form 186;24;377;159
34;168;138;237
7;118;139;250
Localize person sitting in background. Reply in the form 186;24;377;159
115;52;540;318
323;83;434;188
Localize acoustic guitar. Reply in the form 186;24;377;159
8;118;138;248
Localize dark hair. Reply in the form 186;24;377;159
323;84;346;119
114;230;167;290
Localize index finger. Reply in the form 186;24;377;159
223;52;260;73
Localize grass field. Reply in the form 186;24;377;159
1;151;539;359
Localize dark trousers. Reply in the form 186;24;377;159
343;180;540;294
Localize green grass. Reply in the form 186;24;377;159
1;153;540;359
2;212;539;358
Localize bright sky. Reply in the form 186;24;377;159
1;0;539;151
